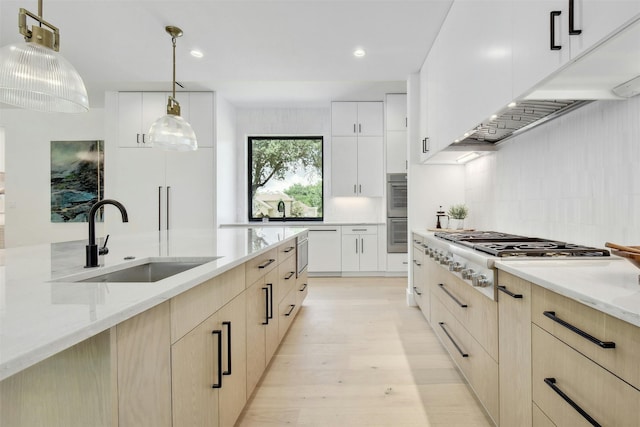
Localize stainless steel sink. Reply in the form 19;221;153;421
56;257;221;283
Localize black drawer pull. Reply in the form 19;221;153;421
284;271;295;280
413;259;422;266
439;322;468;357
438;283;467;308
550;11;562;50
544;378;601;427
266;283;274;320
222;321;232;375
211;329;222;389
258;258;275;269
497;285;523;299
543;311;615;349
261;287;269;325
283;246;295;253
299;283;307;292
568;0;582;35
413;286;422;296
285;304;296;316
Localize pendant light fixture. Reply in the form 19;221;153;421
148;26;198;151
0;0;89;113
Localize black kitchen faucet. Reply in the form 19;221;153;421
85;199;129;268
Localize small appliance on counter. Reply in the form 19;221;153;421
435;206;448;229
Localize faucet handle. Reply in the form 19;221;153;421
99;234;110;255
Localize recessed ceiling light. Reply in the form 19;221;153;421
353;48;366;58
190;49;204;58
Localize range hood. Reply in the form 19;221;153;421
449;14;640;147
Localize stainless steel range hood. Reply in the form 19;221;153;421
451;14;640;147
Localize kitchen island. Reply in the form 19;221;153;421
0;226;308;427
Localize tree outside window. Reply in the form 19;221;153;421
248;136;323;221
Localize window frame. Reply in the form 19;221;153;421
247;135;324;222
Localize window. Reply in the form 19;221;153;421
248;136;323;221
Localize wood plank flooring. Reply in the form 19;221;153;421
236;277;494;427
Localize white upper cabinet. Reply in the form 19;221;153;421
331;102;383;136
385;93;408;173
385;94;407;131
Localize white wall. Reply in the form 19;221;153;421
0;108;106;247
234;107;385;224
215;95;238;226
464;95;640;247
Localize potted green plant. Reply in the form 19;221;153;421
447;204;469;229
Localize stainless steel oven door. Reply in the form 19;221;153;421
387;218;408;253
387;174;407;217
296;232;309;276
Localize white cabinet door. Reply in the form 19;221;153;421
307;228;342;273
118;92;167;148
386;131;407;173
359;234;378;271
385;94;407;131
357;137;384;197
357;102;384;136
331;102;358;136
331;137;358;196
512;0;572;98
188;92;214;148
340;235;360;272
569;1;640;59
165;148;215;230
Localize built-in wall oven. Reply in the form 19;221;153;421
387;173;407;253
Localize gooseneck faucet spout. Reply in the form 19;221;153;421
86;199;129;268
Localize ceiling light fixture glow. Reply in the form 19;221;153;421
190;49;203;58
148;26;198;152
508;102;517;108
0;0;89;112
353;48;366;58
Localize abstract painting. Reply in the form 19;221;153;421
51;140;104;222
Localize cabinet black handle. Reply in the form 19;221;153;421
211;329;222;389
136;133;141;145
258;258;275;269
543;311;615;348
358;123;362;133
497;285;523;299
413;286;422;296
568;0;582;35
285;304;296;316
262;287;269;325
413;259;422;267
222;321;232;375
550;11;562;50
438;283;468;308
544;378;601;427
309;229;338;232
283;246;295;253
158;186;162;231
353;123;356;134
439;322;468;357
299;283;307;292
266;283;274;320
284;271;295;280
166;186;170;231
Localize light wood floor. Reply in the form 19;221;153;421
236;277;494;427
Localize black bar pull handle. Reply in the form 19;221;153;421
211;330;222;389
258;258;275;269
497;285;523;299
166;186;170;230
544;378;601;426
284;271;295;280
413;286;422;296
222;321;232;375
550;11;562;50
299;283;307;292
262;287;269;325
439;322;469;357
266;283;274;319
283;246;295;253
568;0;582;35
543;311;615;348
158;186;162;231
438;283;468;308
285;304;296;316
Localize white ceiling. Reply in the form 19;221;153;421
0;0;453;107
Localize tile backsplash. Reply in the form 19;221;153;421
465;95;640;247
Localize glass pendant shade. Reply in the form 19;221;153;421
0;42;89;113
148;113;198;151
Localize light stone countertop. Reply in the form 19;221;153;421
0;227;306;381
495;259;640;328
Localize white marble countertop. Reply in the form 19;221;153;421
221;222;384;227
496;259;640;328
0;227;306;381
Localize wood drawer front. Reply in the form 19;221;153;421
278;288;298;342
277;241;296;263
532;324;640;427
296;273;308;306
412;233;424;245
277;254;297;303
431;296;499;423
434;269;498;361
170;265;245;343
532;285;640;390
245;247;278;286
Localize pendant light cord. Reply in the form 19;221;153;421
172;35;177;100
